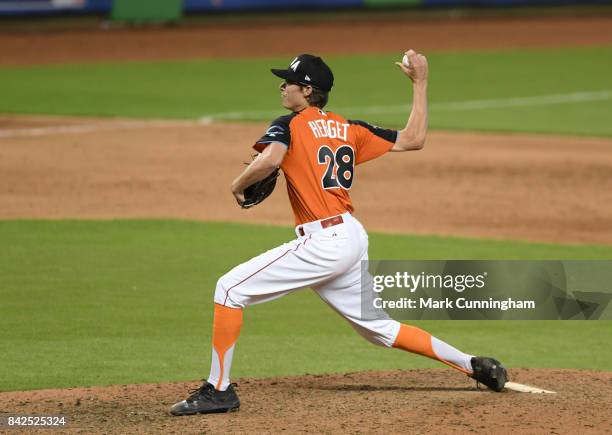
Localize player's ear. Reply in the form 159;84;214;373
302;85;313;97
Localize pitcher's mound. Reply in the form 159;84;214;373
1;369;610;433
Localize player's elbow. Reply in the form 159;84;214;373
412;134;426;150
395;132;426;151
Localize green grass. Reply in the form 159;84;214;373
1;47;612;136
1;219;611;392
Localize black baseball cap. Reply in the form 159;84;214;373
271;54;334;92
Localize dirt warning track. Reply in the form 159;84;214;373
1;15;612;65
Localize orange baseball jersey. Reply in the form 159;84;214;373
253;106;397;225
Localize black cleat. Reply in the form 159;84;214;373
170;381;240;416
469;357;508;392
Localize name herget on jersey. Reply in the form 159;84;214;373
308;119;349;141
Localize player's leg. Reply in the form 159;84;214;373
313;218;506;389
207;230;357;392
171;226;356;415
205;237;309;394
316;270;507;390
314;262;475;374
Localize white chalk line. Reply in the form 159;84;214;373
1;90;610;138
199;90;612;122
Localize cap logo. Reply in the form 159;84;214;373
304;75;311;81
290;59;301;72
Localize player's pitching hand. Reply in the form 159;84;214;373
395;50;428;83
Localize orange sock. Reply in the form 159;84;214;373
207;303;243;390
392;324;473;374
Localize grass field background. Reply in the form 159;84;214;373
0;47;611;136
2;43;612;392
1;220;611;392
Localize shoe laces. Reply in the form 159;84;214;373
186;381;238;401
187;381;215;401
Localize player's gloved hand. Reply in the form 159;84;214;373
240;168;280;209
395;49;428;84
232;189;246;208
231;167;280;209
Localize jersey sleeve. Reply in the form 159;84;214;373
349;120;397;165
253;114;294;152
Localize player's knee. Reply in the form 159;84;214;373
366;331;395;348
361;331;389;347
213;277;227;305
214;275;243;308
353;320;399;348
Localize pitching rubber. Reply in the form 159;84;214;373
504;382;557;394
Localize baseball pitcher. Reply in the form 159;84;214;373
171;50;508;416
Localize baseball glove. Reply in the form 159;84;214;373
241;168;280;209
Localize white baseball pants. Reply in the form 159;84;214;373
214;212;400;347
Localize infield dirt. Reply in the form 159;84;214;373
1;369;611;433
1;115;611;244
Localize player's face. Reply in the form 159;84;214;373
279;80;311;112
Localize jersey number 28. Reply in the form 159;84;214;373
317;145;355;190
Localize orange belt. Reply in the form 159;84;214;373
298;215;344;237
